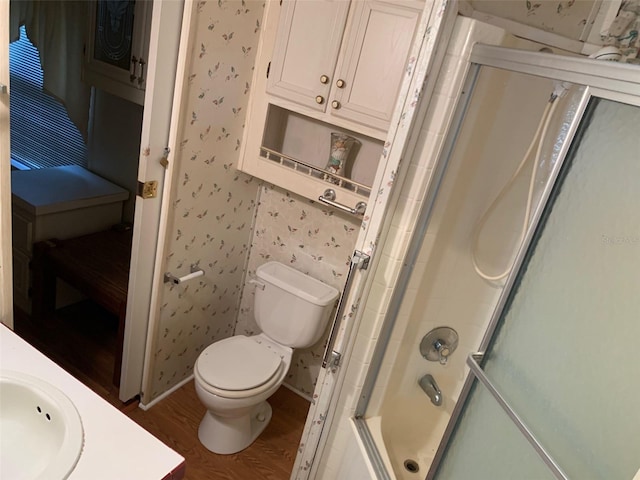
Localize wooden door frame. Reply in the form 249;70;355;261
119;0;187;402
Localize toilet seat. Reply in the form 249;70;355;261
195;336;285;399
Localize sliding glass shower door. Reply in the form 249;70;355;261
431;93;640;478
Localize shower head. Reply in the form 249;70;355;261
589;46;623;62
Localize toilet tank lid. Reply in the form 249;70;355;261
256;262;339;306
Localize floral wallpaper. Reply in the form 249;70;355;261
148;0;264;400
469;0;597;40
601;0;640;62
235;184;360;398
147;0;362;401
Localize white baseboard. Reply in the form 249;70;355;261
283;382;313;403
139;374;194;411
140;375;310;411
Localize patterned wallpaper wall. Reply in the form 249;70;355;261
469;0;597;39
235;185;361;398
602;0;640;62
148;0;264;399
148;0;361;401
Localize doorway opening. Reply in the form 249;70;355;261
9;21;140;408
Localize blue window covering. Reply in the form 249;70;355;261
9;26;87;170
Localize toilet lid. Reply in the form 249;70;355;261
197;336;282;391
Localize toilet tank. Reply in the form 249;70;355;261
254;262;339;348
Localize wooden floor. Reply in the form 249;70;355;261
13;301;310;479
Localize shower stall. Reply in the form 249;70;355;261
352;17;640;480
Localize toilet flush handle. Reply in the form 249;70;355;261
249;278;265;290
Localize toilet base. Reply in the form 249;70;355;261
198;401;273;455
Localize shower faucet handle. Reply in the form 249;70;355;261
433;339;451;365
420;327;459;365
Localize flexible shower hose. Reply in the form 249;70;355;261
470;95;560;282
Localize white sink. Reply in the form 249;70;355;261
0;371;84;480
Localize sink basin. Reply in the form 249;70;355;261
1;371;84;479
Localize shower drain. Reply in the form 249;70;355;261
404;459;420;473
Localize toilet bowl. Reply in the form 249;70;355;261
194;261;339;454
194;334;292;454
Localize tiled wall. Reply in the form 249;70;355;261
313;17;522;479
148;0;264;399
315;13;612;478
235;184;361;398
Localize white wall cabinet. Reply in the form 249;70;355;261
329;1;422;131
83;0;152;105
239;0;424;214
267;0;351;112
268;0;422;134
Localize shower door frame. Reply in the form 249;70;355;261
426;48;640;480
352;43;640;480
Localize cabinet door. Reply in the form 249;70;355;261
330;0;422;131
267;0;351;111
84;0;152;104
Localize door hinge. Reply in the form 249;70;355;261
137;180;158;199
266;61;271;79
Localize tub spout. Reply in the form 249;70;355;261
419;374;442;406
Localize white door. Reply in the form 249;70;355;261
118;0;185;401
0;0;13;329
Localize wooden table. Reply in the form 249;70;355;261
32;227;133;387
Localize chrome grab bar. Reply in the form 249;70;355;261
321;250;370;370
467;353;569;480
318;189;367;216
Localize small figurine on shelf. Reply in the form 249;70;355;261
325;132;358;183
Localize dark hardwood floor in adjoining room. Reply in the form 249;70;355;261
13;301;310;479
14;300;125;409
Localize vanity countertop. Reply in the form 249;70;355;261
0;325;185;479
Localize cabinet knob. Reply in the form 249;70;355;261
320;74;329;84
336;79;345;88
315;95;325;105
331;100;341;109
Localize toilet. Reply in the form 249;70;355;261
194;261;339;454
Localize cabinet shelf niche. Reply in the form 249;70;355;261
260;104;382;200
259;147;371;197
